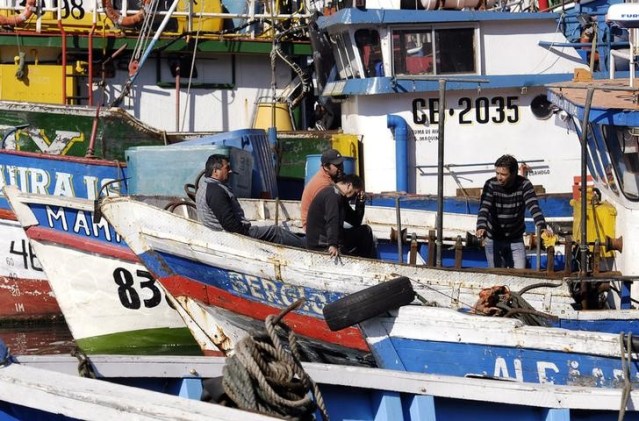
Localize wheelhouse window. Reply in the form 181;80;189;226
332;31;361;79
604;126;639;200
393;27;476;76
355;29;384;77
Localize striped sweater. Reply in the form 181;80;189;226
476;175;546;242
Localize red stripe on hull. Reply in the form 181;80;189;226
27;226;139;263
162;275;369;352
0;209;17;221
0;276;62;321
0;149;124;167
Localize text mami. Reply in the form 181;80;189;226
45;206;122;244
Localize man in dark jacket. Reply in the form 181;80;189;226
476;154;551;268
196;154;304;247
306;174;377;258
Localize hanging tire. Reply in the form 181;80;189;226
322;276;415;331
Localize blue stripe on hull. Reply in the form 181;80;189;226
384;337;638;387
145;250;344;318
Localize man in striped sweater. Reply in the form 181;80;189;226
475;155;552;269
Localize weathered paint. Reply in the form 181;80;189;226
5;187;201;354
101;197;639;386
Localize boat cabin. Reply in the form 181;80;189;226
313;7;593;197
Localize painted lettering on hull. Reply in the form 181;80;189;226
494;357;637;386
227;272;340;317
412;96;520;127
1;127;84;155
0;165;120;201
44;206;122;244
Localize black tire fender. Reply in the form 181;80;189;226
322;276;415;331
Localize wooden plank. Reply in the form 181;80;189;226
0;363;275;420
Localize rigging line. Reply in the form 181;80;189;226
13;30;22;54
270;0;277;106
444;164;472;214
529;12;566;75
407;277;477;310
180;0;206;132
130;0;161;65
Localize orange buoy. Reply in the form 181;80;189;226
104;0;151;27
0;0;36;26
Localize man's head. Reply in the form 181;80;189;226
494;154;518;187
338;173;364;198
206;154;232;183
321;149;345;181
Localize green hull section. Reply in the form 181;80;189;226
75;327;202;356
0;102;196;161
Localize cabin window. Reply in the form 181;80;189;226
355;29;384;77
604;126;639;199
332;32;360;79
393;27;475;76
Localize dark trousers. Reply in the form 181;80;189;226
248;225;305;248
342;225;378;259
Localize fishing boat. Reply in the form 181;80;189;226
0;0;628;320
0;151;130;321
0;345;273;420
0;129;277;320
545;3;639;281
4;185;205;355
340;292;639;387
0;181;476;354
0;0;322;321
0;0;312;133
98;196;639;368
6;341;639;419
0;0;628;196
308;0;620;200
0;125;450;324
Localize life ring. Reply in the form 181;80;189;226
103;0;151;27
0;0;36;26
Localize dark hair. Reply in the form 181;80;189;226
495;154;518;175
205;154;229;175
341;173;364;190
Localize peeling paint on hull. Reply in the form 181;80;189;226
0;276;61;321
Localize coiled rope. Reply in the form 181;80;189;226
472;283;560;326
222;299;329;420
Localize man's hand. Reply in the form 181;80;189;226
475;228;486;238
328;245;340;257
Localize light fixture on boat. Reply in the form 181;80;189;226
530;94;555;120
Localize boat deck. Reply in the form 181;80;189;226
548;79;639;111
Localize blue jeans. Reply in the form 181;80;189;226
248;225;305;248
483;238;526;269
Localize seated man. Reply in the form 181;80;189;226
196;154;304;248
306;174;377;259
300;148;344;232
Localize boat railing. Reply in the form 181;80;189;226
606;3;639;87
0;0;311;38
